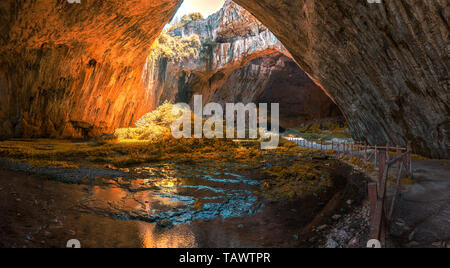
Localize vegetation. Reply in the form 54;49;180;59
199;38;218;63
149;32;201;62
202;38;219;47
261;152;334;201
0;136;335;200
154;11;204;59
285;119;351;141
149;12;213;63
113;102;181;143
348;156;374;173
168;12;204;31
180;12;203;24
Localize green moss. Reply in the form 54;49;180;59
349;156;374;172
285;119;351;141
261;148;334;201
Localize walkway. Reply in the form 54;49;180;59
285;136;450;248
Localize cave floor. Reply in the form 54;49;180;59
389;158;450;248
0;155;366;248
2;138;446;248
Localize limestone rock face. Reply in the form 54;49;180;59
234;0;449;158
145;0;340;128
0;0;182;139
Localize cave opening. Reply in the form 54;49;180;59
0;0;447;249
135;0;349;145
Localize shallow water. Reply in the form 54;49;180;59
0;159;342;248
80;161;265;225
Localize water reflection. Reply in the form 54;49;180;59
138;223;197;248
79;161;264;247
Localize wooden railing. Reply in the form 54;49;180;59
366;143;412;248
286;137;413;247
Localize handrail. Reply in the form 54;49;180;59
286;136;413;248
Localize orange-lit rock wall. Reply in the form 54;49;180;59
0;0;182;138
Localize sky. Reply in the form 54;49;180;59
174;0;225;19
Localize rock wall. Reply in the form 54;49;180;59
145;0;341;128
0;0;182;138
233;0;449;158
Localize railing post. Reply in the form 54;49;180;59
396;145;400;168
375;145;378;166
386;143;390;162
368;183;378;214
364;142;368;163
378;151;386;194
407;142;412;178
368;182;378;244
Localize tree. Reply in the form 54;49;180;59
180;12;204;24
149;32;201;62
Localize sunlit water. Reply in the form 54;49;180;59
1;157;337;248
79;161;265;227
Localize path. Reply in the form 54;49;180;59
286;136;450;248
391;158;450;247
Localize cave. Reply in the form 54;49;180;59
0;0;448;249
0;0;447;158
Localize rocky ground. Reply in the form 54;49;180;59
318;201;370;248
1;135;447;248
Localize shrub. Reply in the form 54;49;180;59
180;12;203;24
149;32;201;62
113;102;187;143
